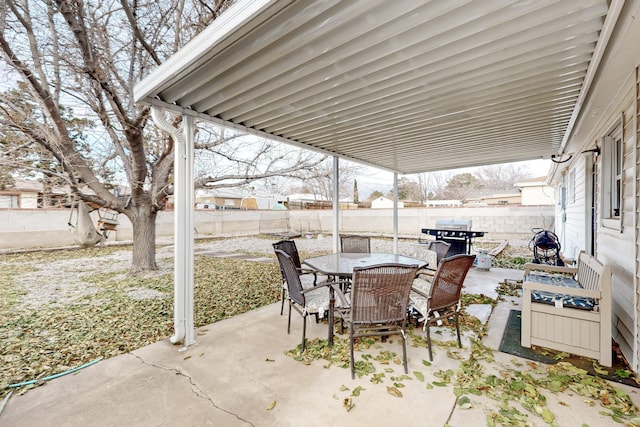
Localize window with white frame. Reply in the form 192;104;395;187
601;118;623;228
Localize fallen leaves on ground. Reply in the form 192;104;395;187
284;311;639;425
0;247;281;399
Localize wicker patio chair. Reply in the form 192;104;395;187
428;240;452;263
345;263;418;379
417;240;452;281
274;249;346;352
409;254;475;361
273;239;322;315
340;235;371;253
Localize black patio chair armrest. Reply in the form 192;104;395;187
300;279;351;308
301;279;349;292
298;267;319;284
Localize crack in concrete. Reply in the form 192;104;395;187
132;353;256;426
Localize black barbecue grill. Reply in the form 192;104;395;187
421;219;485;256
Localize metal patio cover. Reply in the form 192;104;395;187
134;0;613;174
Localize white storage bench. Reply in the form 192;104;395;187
520;251;612;366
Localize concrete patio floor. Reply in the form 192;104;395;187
2;266;639;427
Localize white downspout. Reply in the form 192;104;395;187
332;156;339;253
150;107;195;346
393;173;398;254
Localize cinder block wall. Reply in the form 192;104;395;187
0;205;554;250
289;206;554;240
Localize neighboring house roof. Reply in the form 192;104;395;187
469;192;522;198
515;176;550;187
466;192;521;202
2;180;68;195
196;188;244;199
425;199;463;206
5;180;41;192
287;193;328;202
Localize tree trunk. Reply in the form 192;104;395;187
129;204;158;274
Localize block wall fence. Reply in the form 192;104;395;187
0;205;555;251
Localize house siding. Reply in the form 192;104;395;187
595;79;636;368
556;65;639;369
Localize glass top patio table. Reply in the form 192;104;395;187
304;252;427;278
303;253;427;345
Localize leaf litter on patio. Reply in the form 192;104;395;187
285;306;639;426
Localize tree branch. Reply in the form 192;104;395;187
119;0;161;66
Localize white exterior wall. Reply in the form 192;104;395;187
549;0;640;368
556;68;638;369
596;83;636;368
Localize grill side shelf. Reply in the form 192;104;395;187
421;228;485;238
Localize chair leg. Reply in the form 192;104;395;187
280;286;285;316
401;328;408;374
455;312;462;348
350;327;356;379
287;301;292;334
426;321;433;361
301;314;307;352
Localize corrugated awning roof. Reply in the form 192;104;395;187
134;0;615;174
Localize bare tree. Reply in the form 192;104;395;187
475;164;532;192
416;171;451;200
299;159;360;201
0;83;99;206
0;0;323;274
193;125;325;190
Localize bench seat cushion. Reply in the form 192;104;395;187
525;272;595;310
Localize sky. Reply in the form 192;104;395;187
352;158;552;198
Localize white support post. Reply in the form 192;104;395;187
332;156;340;253
183;115;195;346
393;173;398;253
150;107;195;347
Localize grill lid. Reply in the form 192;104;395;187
434;219;472;231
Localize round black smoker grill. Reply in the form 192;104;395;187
421;219;485;256
529;228;564;266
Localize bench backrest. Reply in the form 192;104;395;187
576;251;608;292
